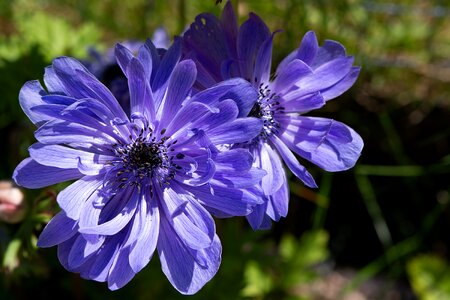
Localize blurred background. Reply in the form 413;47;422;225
0;0;449;299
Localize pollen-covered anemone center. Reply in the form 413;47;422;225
247;83;283;140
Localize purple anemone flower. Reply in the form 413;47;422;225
13;39;265;293
182;2;363;229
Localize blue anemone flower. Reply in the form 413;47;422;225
13;39;265;293
182;2;363;229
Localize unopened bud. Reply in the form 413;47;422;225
0;181;26;224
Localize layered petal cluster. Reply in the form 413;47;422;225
13;39;265;293
182;2;363;229
84;28;170;116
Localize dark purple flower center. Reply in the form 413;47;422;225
111;126;178;190
247;83;282;140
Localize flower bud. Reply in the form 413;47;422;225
0;181;26;224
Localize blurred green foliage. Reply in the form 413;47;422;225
0;0;449;299
242;230;329;299
407;254;450;300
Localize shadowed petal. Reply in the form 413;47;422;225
158;217;221;295
19;80;48;126
37;211;78;247
237;13;271;80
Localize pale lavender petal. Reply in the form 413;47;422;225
208;118;263;144
57;176;103;220
272;59;313;94
79;189;139;235
29;143;111;170
259;143;285;195
107;247;136;290
126;58;155;121
128;196;159;273
281;91;325;113
266;176;289;220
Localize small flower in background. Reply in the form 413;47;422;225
0;181;26;224
13;38;265;293
182;1;363;229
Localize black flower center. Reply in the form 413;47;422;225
126;142;164;171
111;127;179;191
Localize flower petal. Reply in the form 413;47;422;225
127;195;159;273
79;188;139;236
107;247;136;290
57;176;104;220
208;117;263;145
279;116;363;171
29;143;111;170
19;80;48;126
37;211;78;247
320;66;360;101
13;158;82;189
159;59;197;124
158;217;221;295
258;143;285;195
126;58;156;121
296;31;319;65
160;185;215;250
270;135;317;188
237;13;271;80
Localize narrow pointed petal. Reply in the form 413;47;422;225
107;247;136;290
79;189;139;235
259;143;285;195
253;35;274;84
270;135;318;188
126;58;155;121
